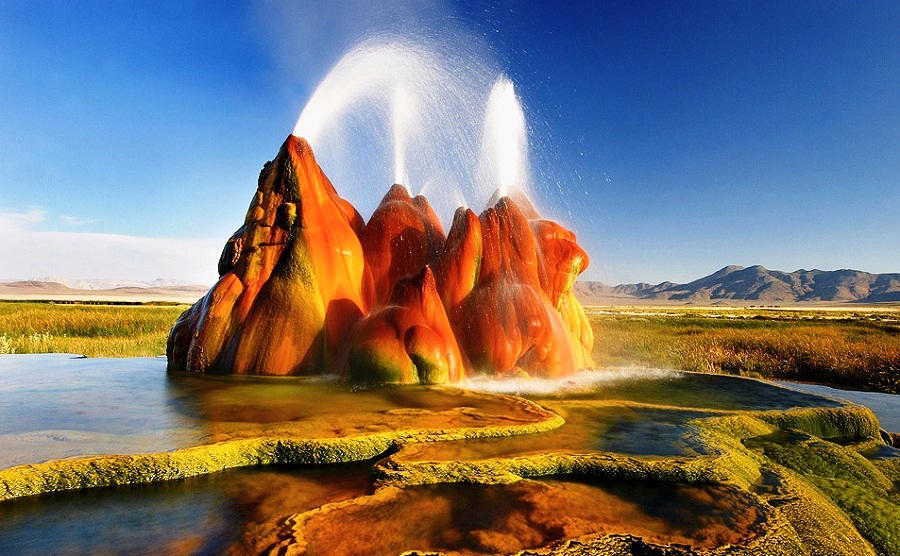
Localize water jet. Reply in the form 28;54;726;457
478;76;531;200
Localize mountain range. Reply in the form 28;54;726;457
26;277;202;290
1;266;899;305
574;266;900;304
0;279;209;303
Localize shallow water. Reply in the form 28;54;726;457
0;355;879;554
0;356;856;468
295;476;768;556
397;404;715;462
777;381;900;432
0;462;374;556
0;355;202;467
0;464;768;555
0;355;549;468
482;368;847;411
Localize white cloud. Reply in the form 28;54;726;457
0;208;47;229
0;209;221;284
58;214;97;227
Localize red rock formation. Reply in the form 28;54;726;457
168;135;593;383
360;184;445;305
334;265;464;384
479;188;593;369
531;219;595;369
433;197;587;378
167;135;371;375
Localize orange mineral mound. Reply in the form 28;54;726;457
334;265;464;384
360;184;445;306
167;135;371;375
433;196;593;378
168;135;593;382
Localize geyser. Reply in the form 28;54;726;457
167;135;593;382
290;36;524;219
478;77;530;199
167;38;593;383
167;136;370;376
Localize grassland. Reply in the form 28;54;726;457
0;302;189;357
588;306;900;394
2;301;899;394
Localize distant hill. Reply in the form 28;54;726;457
0;279;209;303
28;276;203;290
575;266;900;305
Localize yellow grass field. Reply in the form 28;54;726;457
0;302;189;358
588;305;900;393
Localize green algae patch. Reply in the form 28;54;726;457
697;405;882;444
0;399;564;502
808;477;900;556
0;438;344;501
756;405;882;441
745;429;899;556
872;456;900;483
750;467;879;556
374;447;747;490
698;404;897;555
745;431;892;491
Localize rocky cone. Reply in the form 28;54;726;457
167;135;593;382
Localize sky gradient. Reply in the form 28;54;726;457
1;1;898;285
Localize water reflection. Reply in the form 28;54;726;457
0;355;554;468
293;476;769;555
0;466;769;555
0;462;373;556
397;404;714;462
504;369;846;411
0;355;202;468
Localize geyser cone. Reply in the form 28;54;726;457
433;194;594;377
531;219;594;369
360;184;446;306
167;135;371;375
486;186;539;220
335;265;464;384
168;136;593;382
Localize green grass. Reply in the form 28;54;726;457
0;302;189;357
588;307;900;394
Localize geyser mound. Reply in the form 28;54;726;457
167;136;370;376
167;136;593;383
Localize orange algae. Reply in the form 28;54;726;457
273;478;769;556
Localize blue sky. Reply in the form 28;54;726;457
1;1;898;285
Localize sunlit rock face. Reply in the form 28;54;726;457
334;265;464;384
433;196;593;378
167;135;371;375
168;135;593;382
360;184;445;306
531;219;595;370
